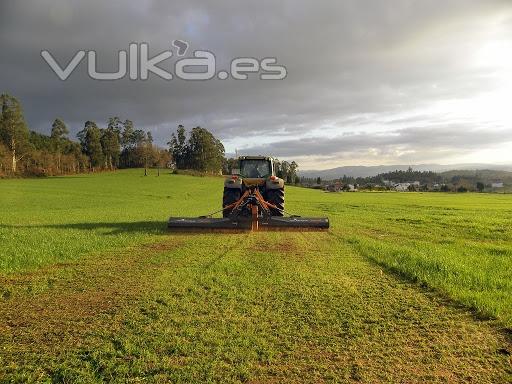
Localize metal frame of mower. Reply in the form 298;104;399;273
168;184;329;231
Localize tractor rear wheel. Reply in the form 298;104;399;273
223;188;241;218
266;188;285;216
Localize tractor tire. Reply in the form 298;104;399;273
266;188;285;216
223;188;241;218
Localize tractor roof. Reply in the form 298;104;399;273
238;156;273;161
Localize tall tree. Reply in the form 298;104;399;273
279;160;290;181
289;161;299;184
107;116;122;133
143;131;153;175
0;94;30;173
78;121;104;170
121;120;135;149
51;118;69;140
50;118;69;171
168;124;188;169
132;129;146;146
101;118;121;169
187;126;225;173
119;119;136;168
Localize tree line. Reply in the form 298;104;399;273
0;93;169;176
335;167;443;186
1;93;300;180
304;166;510;192
77;117;169;172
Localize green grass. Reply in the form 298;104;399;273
321;192;512;327
0;170;216;272
0;169;511;382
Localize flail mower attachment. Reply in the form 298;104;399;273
168;186;329;232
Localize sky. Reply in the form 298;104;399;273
0;0;511;170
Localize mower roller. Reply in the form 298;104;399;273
168;156;329;232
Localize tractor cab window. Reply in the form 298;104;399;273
240;160;271;178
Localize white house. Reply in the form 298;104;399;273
393;183;411;191
492;182;504;188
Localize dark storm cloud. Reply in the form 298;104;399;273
0;0;511;166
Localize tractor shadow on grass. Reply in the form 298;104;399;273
0;221;235;237
0;221;169;235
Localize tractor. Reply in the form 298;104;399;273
223;156;284;218
168;156;329;231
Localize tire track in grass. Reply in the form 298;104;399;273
244;231;511;383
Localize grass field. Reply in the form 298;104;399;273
0;169;511;382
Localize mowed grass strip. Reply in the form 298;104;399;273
0;232;510;382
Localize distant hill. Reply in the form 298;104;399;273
298;164;512;180
440;169;512;184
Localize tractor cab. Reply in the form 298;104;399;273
233;156;275;178
232;156;277;187
239;157;273;179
